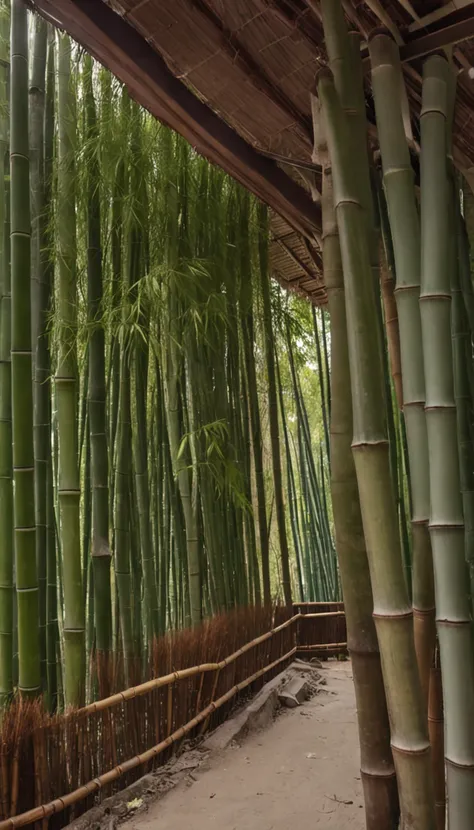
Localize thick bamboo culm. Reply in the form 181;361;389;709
311;66;398;828
428;665;445;830
378;236;403;410
420;54;474;828
368;30;436;711
0;608;345;829
318;36;435;830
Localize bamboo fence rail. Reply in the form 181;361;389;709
0;607;346;830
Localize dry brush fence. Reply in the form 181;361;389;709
0;605;346;830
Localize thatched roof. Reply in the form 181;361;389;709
29;0;474;305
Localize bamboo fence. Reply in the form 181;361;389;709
0;606;346;830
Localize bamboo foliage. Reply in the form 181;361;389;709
0;9;335;707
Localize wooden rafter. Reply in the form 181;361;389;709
400;4;474;62
28;0;322;243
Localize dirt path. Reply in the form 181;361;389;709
124;663;365;830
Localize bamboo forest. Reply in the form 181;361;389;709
2;0;474;829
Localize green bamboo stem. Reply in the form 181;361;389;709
131;149;159;648
84;53;112;691
163;134;200;626
318;62;435;829
11;0;40;697
56;33;84;707
30;12;48;695
257;202;292;606
44;27;57;711
455;203;474;609
239;192;268;604
369;31;435;708
312;89;398;826
113;352;134;681
312;307;330;465
420;54;474;828
0;0;11;703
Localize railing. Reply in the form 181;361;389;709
0;606;346;830
293;602;346;656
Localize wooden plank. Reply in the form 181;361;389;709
28;0;321;242
400;4;474;61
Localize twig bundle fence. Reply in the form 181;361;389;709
0;606;346;830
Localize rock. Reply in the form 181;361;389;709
292;659;320;673
278;677;310;708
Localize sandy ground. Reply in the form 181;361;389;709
124;662;365;830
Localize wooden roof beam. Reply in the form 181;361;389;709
400;5;474;62
28;0;321;242
361;4;474;66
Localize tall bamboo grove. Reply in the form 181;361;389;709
0;10;336;705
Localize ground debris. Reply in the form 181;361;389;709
326;794;354;805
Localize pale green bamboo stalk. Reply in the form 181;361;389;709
312;90;399;825
44;26;57;711
83;52;112;693
420;54;474;829
11;0;40;697
318;62;435;830
369;30;435;709
257;202;292;606
163;133;200;626
30;12;48;695
56;33;84;707
455;202;474;609
0;0;11;703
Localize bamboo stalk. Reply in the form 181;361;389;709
312;89;398;827
428;665;445;830
369;30;436;710
83;52;112;690
318;58;435;830
0;0;11;704
420;54;474;828
56;33;84;707
11;0;40;698
30;14;48;695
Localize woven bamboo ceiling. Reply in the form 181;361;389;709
29;0;474;305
